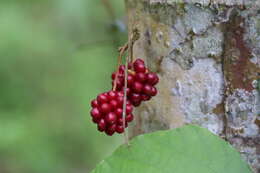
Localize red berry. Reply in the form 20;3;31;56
133;58;145;66
105;112;117;124
98;119;106;132
141;94;151;101
91;99;99;107
119;65;125;74
117;118;128;127
150;87;157;96
113;80;123;90
126;104;133;114
116;125;124;133
135;72;146;83
147;72;159;85
130;93;141;102
92;117;100;123
126;113;134;122
143;84;153;95
117;96;124;107
134;64;146;73
111;72;116;80
100;103;111;114
126;88;131;96
115;108;123;117
127;74;135;86
132;81;143;93
108;91;117;100
105;124;116;136
128;63;133;69
91;108;102;120
110;100;118;110
97;94;108;104
132;100;141;107
117;91;124;97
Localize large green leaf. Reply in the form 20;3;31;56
91;125;252;173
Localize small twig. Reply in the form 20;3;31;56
122;28;140;146
112;43;128;91
129;28;140;63
122;53;129;145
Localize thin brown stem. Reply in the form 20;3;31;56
112;43;128;91
122;55;129;145
122;28;140;146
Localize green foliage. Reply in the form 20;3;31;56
91;125;252;173
0;0;126;173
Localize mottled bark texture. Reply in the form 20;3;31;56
125;0;260;172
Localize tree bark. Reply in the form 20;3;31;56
125;0;260;172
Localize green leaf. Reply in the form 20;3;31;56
91;125;252;173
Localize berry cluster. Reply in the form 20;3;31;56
90;90;134;136
112;58;159;107
90;58;159;136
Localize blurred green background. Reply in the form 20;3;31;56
0;1;126;173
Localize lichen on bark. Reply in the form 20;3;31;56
126;0;260;172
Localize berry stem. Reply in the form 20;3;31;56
129;28;140;63
122;54;129;146
122;28;140;146
112;43;128;91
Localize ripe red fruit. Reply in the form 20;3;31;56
126;113;134;122
109;100;118;110
108;91;117;100
128;63;133;69
141;94;151;101
92;117;100;123
91;108;101;120
111;72;116;80
117;91;124;97
132;100;141;107
117;118;128;127
135;72;146;83
91;99;99;107
126;88;131;96
113;80;123;90
117;96;124;107
127;74;135;86
115;108;123;117
132;81;143;93
97;94;108;104
126;104;133;114
98;119;106;132
143;84;153;95
105;124;116;136
133;58;145;66
130;93;141;102
105;112;117;124
119;65;125;73
90;90;135;136
147;72;159;85
150;87;157;96
90;57;160;136
134;64;146;73
116;125;124;133
100;103;111;114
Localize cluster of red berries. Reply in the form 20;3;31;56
112;58;159;106
90;58;159;136
90;90;134;136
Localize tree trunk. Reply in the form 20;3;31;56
125;0;260;172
